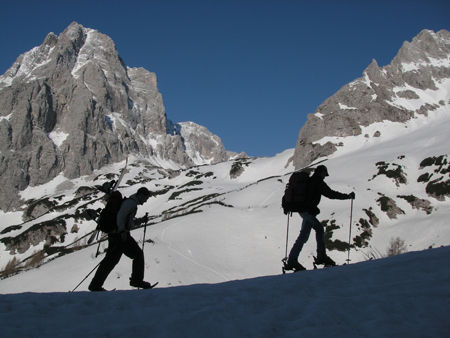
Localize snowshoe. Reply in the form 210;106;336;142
282;258;306;274
130;280;158;289
88;284;108;292
313;255;336;269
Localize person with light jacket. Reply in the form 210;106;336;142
89;187;153;291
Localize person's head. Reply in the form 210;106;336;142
314;165;329;179
136;187;152;205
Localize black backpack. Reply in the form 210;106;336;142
282;171;310;215
97;190;124;233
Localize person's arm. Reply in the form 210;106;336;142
321;182;354;200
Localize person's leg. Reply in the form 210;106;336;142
89;236;123;290
287;212;313;265
310;216;326;260
122;234;145;283
311;219;336;265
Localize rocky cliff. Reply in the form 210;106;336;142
0;22;230;211
293;29;450;169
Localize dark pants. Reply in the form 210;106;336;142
90;233;144;288
288;212;326;263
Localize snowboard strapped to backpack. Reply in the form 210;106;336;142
282;171;310;215
97;190;124;233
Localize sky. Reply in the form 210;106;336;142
0;0;449;157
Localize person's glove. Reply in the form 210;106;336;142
136;213;149;226
348;192;356;199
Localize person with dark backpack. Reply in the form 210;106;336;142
282;170;310;214
284;165;355;271
89;187;153;291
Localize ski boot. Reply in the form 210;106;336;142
313;255;336;269
130;279;159;289
282;258;306;274
88;284;107;292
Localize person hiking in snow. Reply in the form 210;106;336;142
89;187;153;291
285;165;355;270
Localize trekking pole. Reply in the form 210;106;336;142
347;198;354;263
70;261;101;292
94;232;109;257
95;231;102;257
284;214;290;259
142;213;149;251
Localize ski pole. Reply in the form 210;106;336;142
142;213;149;251
94;231;102;257
70;261;101;292
284;214;290;259
347;198;354;263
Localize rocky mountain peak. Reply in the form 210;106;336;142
364;59;384;83
0;22;231;211
43;32;58;48
62;21;86;44
389;30;449;76
292;29;450;169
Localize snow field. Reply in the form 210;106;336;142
1;246;449;337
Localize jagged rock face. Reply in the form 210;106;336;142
293;29;450;169
177;121;229;164
0;22;230;211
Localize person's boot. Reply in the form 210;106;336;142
315;255;336;266
130;279;152;289
284;259;306;272
88;284;107;292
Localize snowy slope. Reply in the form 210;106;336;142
1;101;449;292
1;246;449;337
0;150;295;290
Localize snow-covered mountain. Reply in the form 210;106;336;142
293;29;450;168
0;22;233;211
0;97;449;289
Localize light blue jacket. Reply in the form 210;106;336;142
116;195;139;233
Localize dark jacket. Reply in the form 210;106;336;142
303;173;349;216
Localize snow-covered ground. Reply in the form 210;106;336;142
1;246;449;337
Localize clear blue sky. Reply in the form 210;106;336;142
1;0;449;157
